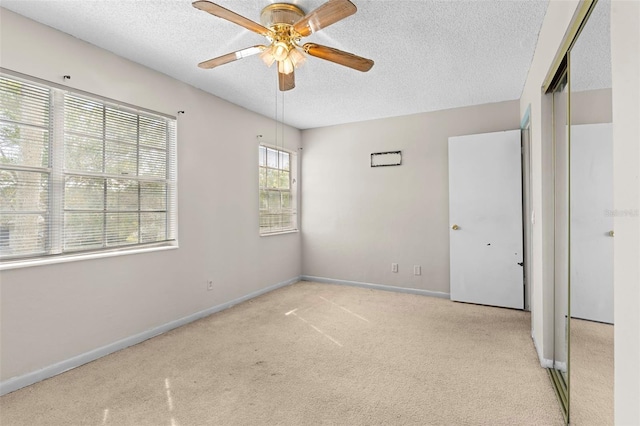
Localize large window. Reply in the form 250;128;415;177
258;144;297;235
0;74;177;262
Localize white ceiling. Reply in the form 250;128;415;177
2;0;552;129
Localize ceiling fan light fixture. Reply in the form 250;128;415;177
288;47;306;68
260;46;276;67
272;41;290;62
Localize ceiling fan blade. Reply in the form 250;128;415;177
303;43;374;72
198;46;265;69
193;1;273;37
279;69;295;91
293;0;357;37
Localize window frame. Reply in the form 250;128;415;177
0;71;178;269
258;143;298;236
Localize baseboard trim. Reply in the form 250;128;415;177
532;331;554;368
300;275;450;299
540;359;555;369
553;360;567;371
0;276;300;396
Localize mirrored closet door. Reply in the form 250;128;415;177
568;0;614;423
549;68;570;420
545;0;614;423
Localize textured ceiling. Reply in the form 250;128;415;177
2;0;552;129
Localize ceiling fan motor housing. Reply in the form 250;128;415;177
260;3;305;28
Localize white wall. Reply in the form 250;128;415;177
300;101;519;294
611;1;640;423
572;88;612;124
0;9;301;384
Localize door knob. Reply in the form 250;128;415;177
609;230;614;237
451;224;460;230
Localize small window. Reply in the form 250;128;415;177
258;145;297;235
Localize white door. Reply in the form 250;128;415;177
448;130;524;309
570;123;614;324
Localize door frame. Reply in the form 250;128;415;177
521;105;533;312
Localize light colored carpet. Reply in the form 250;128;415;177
0;281;564;425
570;318;614;425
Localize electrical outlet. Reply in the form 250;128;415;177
207;280;214;291
391;263;398;273
413;265;421;276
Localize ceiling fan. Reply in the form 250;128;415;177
192;0;374;91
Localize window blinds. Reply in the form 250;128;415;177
0;74;177;261
0;77;51;257
62;94;176;252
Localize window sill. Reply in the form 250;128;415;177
259;229;299;237
0;243;178;271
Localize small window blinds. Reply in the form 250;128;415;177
259;145;297;235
